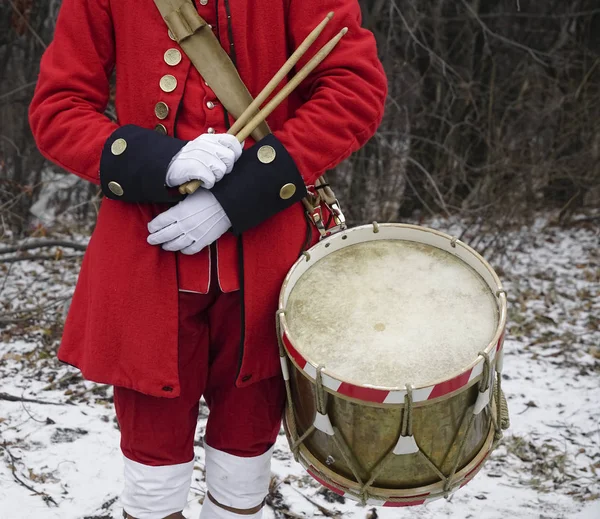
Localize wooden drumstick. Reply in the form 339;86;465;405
180;26;348;195
227;12;334;137
179;15;334;196
235;27;348;143
178;14;334;196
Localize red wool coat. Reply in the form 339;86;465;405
29;0;387;397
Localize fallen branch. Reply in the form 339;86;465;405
0;254;83;264
293;488;341;517
0;295;72;324
43;372;82;392
69;383;111;399
281;511;305;519
1;442;58;507
568;215;600;226
0;240;87;255
0;392;66;406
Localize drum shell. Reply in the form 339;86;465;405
287;363;493;490
279;223;508;501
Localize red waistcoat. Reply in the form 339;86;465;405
29;0;387;397
174;5;239;294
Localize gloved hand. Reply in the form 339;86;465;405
147;189;231;255
165;133;242;189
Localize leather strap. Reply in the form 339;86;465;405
207;491;266;515
153;0;345;235
152;0;270;142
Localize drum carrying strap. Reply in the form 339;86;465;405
152;0;347;238
152;0;270;142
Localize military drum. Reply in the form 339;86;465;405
277;223;508;507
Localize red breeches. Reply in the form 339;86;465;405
114;289;285;466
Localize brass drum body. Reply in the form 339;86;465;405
278;224;508;506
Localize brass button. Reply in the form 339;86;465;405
279;183;296;200
160;74;177;93
257;145;276;164
207;127;215;134
206;101;215;109
168;30;176;41
164;48;182;66
111;138;127;155
155;102;169;120
108;181;124;197
155;124;168;135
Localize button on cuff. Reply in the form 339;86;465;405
211;134;307;234
108;181;124;196
100;125;188;204
111;138;127;155
279;183;296;200
257;145;276;164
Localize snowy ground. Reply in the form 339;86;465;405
0;216;598;519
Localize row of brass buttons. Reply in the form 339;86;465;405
155;31;184;133
108;5;211;199
156;23;216;132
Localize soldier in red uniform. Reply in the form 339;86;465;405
29;0;386;517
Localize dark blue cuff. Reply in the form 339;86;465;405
100;125;187;203
211;134;307;234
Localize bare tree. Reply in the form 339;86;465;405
1;0;598;236
339;0;600;224
0;0;97;237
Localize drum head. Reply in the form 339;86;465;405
284;230;500;389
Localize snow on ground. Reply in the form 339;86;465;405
0;216;598;519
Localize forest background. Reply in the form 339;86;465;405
1;0;599;237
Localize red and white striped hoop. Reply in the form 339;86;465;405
278;223;508;507
279;223;507;405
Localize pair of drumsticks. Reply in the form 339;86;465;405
179;12;347;195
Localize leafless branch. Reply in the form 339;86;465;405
0;253;83;264
0;81;37;101
1;442;58;507
0;392;66;406
0;240;88;255
8;0;48;48
460;0;550;67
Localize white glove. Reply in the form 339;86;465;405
147;189;230;255
165;133;242;189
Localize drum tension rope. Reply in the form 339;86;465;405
276;308;510;505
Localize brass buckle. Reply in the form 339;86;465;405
329;201;346;229
309;206;328;238
304;185;347;239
